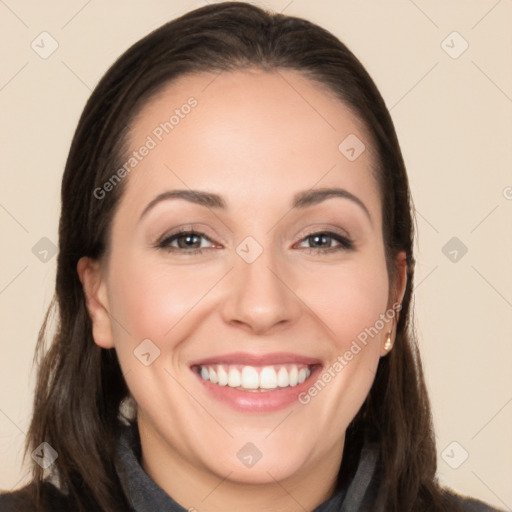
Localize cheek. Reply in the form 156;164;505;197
292;253;390;448
110;256;194;326
106;252;225;356
296;253;390;345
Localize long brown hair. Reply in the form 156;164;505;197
23;2;460;510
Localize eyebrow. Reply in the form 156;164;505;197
139;187;372;224
292;188;372;223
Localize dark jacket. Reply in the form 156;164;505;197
0;423;505;511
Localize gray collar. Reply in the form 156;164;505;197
116;422;379;512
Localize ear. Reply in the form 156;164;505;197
77;256;115;349
380;251;408;356
391;250;408;309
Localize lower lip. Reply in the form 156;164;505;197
192;366;322;413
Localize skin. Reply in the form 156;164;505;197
78;69;407;512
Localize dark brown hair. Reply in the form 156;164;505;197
22;2;462;511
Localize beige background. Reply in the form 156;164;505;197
1;0;511;508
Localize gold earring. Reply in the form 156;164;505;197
384;330;393;351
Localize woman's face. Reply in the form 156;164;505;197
80;69;406;490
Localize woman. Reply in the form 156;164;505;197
0;2;504;511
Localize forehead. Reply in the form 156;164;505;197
119;69;380;219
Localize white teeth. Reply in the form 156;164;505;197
241;366;259;389
209;367;218;384
260;366;278;389
289;365;298;386
217;365;228;386
276;367;289;387
228;367;241;387
197;364;313;390
297;368;307;384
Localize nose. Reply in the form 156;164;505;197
220;247;302;335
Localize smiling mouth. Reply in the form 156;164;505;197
192;363;317;392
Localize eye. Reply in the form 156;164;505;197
296;230;354;254
156;228;354;255
157;229;216;254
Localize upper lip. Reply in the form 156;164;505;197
189;352;322;367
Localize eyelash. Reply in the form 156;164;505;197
156;228;354;255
